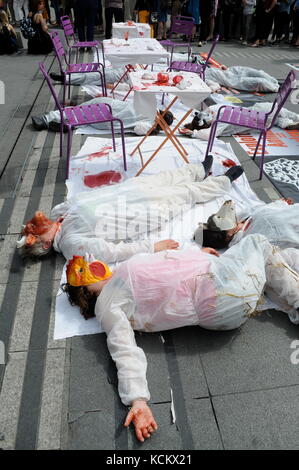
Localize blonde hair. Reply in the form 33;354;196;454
0;10;9;26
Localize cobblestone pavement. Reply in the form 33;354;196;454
0;40;299;450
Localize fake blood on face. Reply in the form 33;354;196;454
84;170;122;188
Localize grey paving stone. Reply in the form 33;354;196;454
0;352;27;449
67;410;117;450
69;334;116;413
37;348;66;450
170;327;209;399
9;281;38;352
213;385;299;449
197;311;299;396
7;197;30;235
136;332;171;403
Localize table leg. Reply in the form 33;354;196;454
135;108;193;177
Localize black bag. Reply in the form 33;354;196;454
20;17;36;40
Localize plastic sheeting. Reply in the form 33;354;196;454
205;66;280;92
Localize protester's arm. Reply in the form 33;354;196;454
35;13;49;32
96;288;157;441
61;236;178;264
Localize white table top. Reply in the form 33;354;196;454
112;22;151;39
103;38;170;67
129;70;211;120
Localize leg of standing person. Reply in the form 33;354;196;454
77;5;87;41
105;6;113;39
113;6;124;22
86;6;97;41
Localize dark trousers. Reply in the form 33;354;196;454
255;6;275;41
273;10;290;39
105;7;124;39
222;6;243;40
76;6;98;41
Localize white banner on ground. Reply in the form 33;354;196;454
233;128;299;157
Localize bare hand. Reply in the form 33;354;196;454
124;400;158;442
201;247;220;257
154;239;179;252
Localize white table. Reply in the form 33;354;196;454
112;22;151;39
129;70;211;175
103;38;170;67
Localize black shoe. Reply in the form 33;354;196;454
48;121;69;133
224;165;244;183
50;72;63;82
202;154;213;178
32;115;48;131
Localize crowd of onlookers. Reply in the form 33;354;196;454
0;0;298;55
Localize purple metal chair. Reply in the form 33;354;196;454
50;31;106;106
60;15;105;65
39;62;127;178
205;70;297;180
168;35;220;82
160;15;195;64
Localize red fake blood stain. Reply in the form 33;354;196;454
89;262;106;277
222;158;236;168
87;146;113;161
84;170;122;188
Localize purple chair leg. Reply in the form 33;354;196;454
205;121;218;157
59;121;64;157
62;74;67;107
259;132;267;180
119;121;127;171
66;125;73;179
111;121;116;152
252;131;263;160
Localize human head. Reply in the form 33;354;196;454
16;211;57;258
151;110;174;135
31;0;45;14
0;10;9;24
194;201;239;249
63;254;113;319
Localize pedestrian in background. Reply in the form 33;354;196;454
74;0;98;42
242;0;256;44
156;0;169;40
272;0;291;43
292;0;299;46
252;0;277;46
105;0;124;39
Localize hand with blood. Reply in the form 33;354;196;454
23;211;54;236
157;72;169;84
173;75;183;85
124;400;158;442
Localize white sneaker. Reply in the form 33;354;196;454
241;41;248;45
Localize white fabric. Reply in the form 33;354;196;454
95;234;299;405
205;66;280;93
112;22;151;38
52;163;232;263
103;38;170;66
190;102;299;140
230;200;299;250
129;70;211;121
54;136;265;340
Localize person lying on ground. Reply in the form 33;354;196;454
31;96;174;136
62;234;299;442
179;102;299;140
196;197;299;252
16;160;244;261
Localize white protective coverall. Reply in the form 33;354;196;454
51;164;232;261
95;234;299;406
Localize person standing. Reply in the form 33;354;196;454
242;0;256;44
252;0;277;46
74;0;98;42
105;0;124;39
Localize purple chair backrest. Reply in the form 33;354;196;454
39;62;63;113
50;31;68;70
169;15;195;39
265;70;296;128
60;15;75;45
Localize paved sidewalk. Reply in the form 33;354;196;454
0;42;299;450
